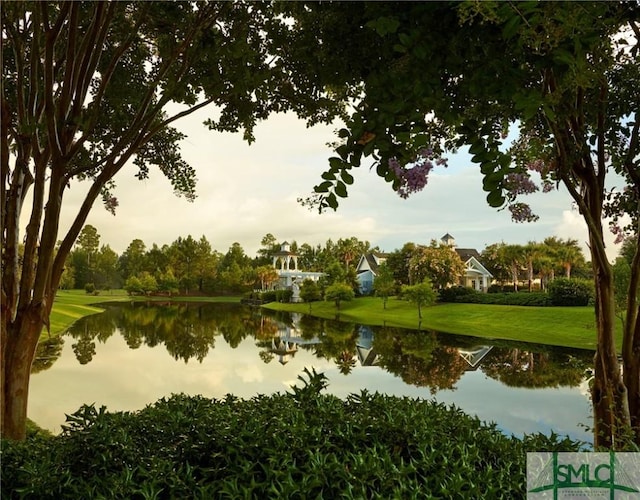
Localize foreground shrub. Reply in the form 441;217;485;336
2;370;582;499
548;278;593;306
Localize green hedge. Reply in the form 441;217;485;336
439;287;552;306
2;370;582;499
548;278;593;306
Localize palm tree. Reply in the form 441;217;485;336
557;241;583;279
522;242;543;292
503;244;525;291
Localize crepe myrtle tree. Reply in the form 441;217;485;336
296;2;639;448
0;1;353;440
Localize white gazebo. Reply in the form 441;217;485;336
272;242;324;301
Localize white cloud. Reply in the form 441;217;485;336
49;111;622;261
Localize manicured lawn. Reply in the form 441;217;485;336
264;296;614;351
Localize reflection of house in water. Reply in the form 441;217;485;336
356;326;379;366
458;346;494;371
355;326;493;370
268;313;322;365
270;337;299;365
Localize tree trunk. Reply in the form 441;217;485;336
1;307;43;440
590;234;632;449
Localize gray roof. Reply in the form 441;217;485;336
455;248;482;262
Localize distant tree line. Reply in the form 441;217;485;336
56;225;635;304
57;229;375;296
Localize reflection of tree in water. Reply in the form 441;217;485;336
372;328;467;394
481;348;590;388
336;350;357;375
65;302;265;364
259;350;274;364
66;311;118;364
314;319;357;374
72;337;96;365
31;336;65;373
255;312;359;373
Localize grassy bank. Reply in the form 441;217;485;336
263;296;616;351
45;290;240;340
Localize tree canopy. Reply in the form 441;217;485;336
1;0;638;448
291;1;639;448
1;1;352;440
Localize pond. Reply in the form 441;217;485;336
29;302;594;444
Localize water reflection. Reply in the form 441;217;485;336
30;302;593;441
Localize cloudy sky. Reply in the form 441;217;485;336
57;107;622;260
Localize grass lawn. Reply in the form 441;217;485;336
263;296;618;351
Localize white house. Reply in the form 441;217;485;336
441;234;493;292
356;234;492;294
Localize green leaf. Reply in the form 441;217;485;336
553;49;575;67
480;162;496;175
486;190;506;207
468;140;486;156
326;193;338;210
362;140;376;156
502;14;521;40
334;181;348;198
329;157;344;170
366;16;400;37
321;172;336;181
315;181;332;193
337;128;350;138
336;145;350;161
483;171;504;194
341;170;354;185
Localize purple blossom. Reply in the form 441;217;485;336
542;180;555;193
388;149;447;199
504;172;538;195
610;222;625;245
508;202;539;223
526;159;547;173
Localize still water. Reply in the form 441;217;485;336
29;302;593;443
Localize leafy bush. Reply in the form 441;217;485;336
259;290;277;302
1;370;583;499
253;290;293;303
439;287;552;306
438;286;478;302
548;278;593;306
84;283;95;294
276;289;293;303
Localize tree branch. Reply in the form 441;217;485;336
41;2;64;161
